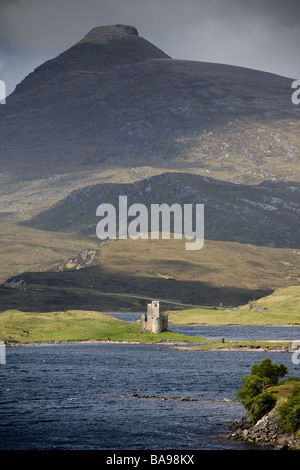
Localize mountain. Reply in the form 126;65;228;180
22;172;300;249
2;238;300;312
0;25;300;312
0;24;299;185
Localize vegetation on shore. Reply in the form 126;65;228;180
227;359;300;450
185;340;291;351
1;285;299;347
0;309;296;351
0;309;209;345
237;358;288;424
237;358;300;432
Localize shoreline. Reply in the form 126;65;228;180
169;322;300;327
4;339;296;352
226;408;300;450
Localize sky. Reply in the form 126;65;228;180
1;0;300;95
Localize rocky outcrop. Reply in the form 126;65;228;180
227;406;300;450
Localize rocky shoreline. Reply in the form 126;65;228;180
4;340;297;353
4;339;297;353
226;407;300;450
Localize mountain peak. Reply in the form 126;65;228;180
4;23;297;188
13;24;170;93
70;23;170;66
79;24;139;44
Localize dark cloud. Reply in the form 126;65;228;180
229;0;300;25
1;0;300;95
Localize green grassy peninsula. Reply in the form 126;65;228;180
0;309;208;345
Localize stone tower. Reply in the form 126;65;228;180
140;301;168;334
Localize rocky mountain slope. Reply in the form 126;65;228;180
0;24;300;311
0;24;299;185
22;172;300;248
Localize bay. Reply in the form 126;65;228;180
0;342;299;450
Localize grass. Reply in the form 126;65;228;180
269;379;300;402
168;307;300;326
0;309;295;351
3;236;300;314
168;285;300;326
268;379;300;437
1;229;300;327
242;286;300;314
0;309;209;345
187;340;291;351
0;222;99;284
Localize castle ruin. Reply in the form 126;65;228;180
140;301;168;334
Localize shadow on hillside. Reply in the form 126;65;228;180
20;174;300;249
0;266;273;313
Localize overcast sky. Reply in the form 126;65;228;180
1;0;300;95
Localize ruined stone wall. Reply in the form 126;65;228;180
162;313;168;332
147;303;153;332
140;313;147;331
151;301;161;334
140;301;168;334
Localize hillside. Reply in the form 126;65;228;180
0;24;299;186
0;25;299;313
240;285;300;314
2;238;300;313
168;285;300;326
21;172;300;249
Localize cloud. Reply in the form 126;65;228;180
1;0;300;95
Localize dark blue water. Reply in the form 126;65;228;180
170;325;300;341
108;312;300;341
0;342;299;450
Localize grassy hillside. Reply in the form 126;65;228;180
168;307;300;326
168;285;300;325
0;222;99;284
2;237;300;312
241;285;300;314
0;309;207;345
